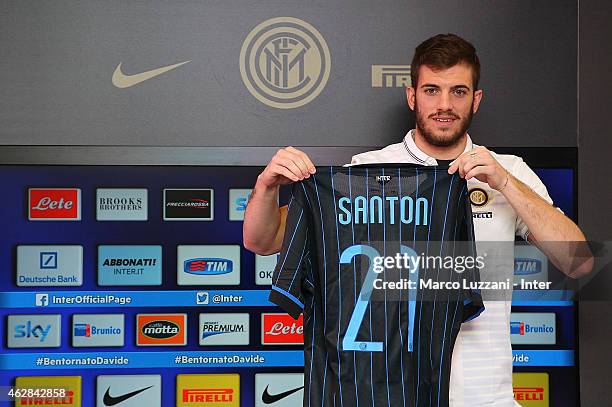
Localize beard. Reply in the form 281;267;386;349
414;100;474;147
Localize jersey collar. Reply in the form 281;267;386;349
403;129;474;165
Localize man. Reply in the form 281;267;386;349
244;33;592;406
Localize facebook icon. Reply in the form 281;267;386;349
35;294;49;307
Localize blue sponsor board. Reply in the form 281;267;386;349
98;246;162;286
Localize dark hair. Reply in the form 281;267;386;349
411;33;480;90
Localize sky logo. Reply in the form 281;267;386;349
39;252;58;269
184;258;233;275
229;189;252;221
7;315;61;348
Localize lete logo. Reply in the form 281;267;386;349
29;188;81;220
261;314;304;345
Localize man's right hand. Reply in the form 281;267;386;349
257;146;317;188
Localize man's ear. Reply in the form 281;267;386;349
406;87;416;111
472;89;483;113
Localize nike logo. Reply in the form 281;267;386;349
103;385;154;406
112;60;190;88
261;385;304;404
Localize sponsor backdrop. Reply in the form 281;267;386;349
0;165;576;406
0;1;576;148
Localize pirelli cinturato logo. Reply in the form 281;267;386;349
239;17;331;109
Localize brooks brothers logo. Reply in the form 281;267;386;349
112;61;190;88
239;17;331;109
371;65;411;87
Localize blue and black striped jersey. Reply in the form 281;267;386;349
269;163;484;407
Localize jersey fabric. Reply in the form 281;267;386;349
351;130;557;407
269;163;484;407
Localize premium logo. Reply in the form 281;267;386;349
239;17;331;109
513;373;549;406
97;375;161;407
510;313;556;345
164;189;214;221
28;188;81;220
72;314;125;347
371;65;411;87
255;373;304;407
255;254;279;285
468;187;490;207
176;374;240;407
96;188;148;221
8;314;61;348
177;245;240;285
17;245;83;287
199;313;249;345
112;61;190;88
229;189;252;221
513;245;549;287
98;245;162;286
15;375;81;406
136;314;187;346
261;313;304;345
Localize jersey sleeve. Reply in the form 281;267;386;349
268;183;311;320
460;186;485;322
511;159;561;241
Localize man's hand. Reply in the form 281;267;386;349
447;146;509;191
258;146;316;188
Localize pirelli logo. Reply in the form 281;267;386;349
513;373;549;406
371;65;411;87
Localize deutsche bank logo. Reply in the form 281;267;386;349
39;252;58;269
35;294;49;307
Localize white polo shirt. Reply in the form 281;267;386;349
350;130;554;407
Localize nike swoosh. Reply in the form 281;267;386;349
112;61;190;88
262;385;304;404
103;385;154;406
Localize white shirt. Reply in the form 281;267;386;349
350;130;554;407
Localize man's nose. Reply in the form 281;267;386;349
437;91;452;111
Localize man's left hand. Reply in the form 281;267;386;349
447;146;509;191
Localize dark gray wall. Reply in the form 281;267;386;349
578;1;612;406
0;0;576;147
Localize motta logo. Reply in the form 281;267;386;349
261;313;304;345
239;17;331;109
137;314;186;346
29;188;81;220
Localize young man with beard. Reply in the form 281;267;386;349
243;33;592;406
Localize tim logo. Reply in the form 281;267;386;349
510;321;525;335
240;17;331;109
184;258;233;275
371;65;411;87
515;258;542;275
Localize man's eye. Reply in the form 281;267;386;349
453;89;467;96
424;88;437;95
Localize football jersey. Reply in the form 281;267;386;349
269;163;484;407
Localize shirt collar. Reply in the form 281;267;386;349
403;129;474;165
